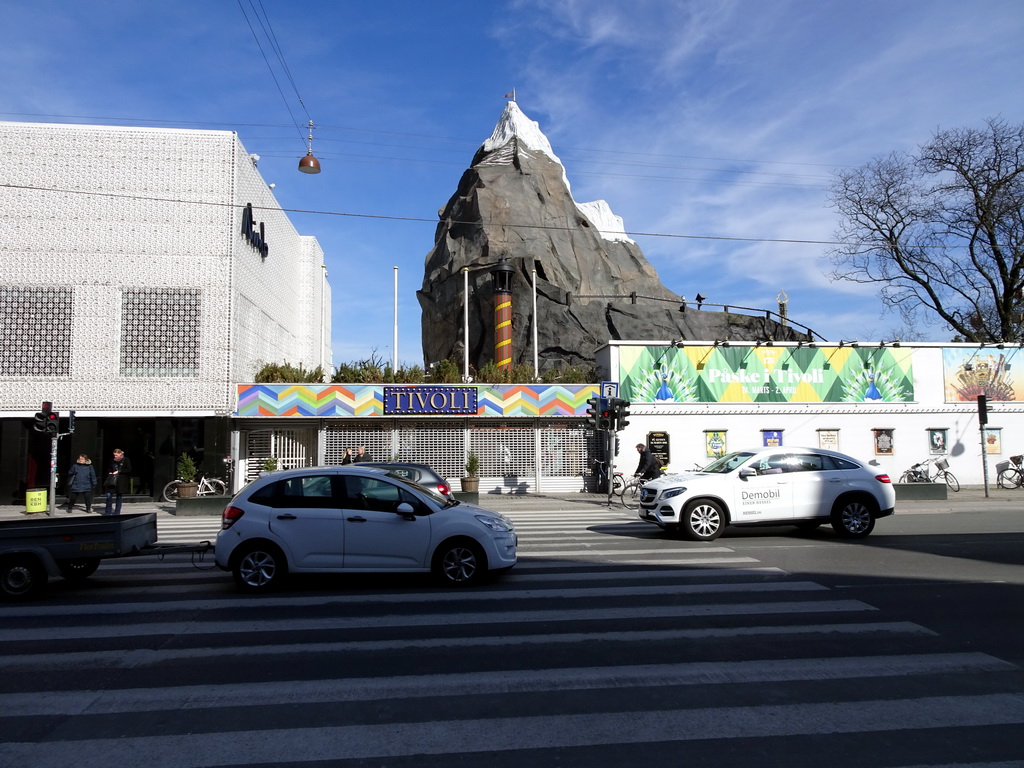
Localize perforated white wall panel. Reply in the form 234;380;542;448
0;121;329;413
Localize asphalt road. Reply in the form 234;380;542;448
1;490;1022;766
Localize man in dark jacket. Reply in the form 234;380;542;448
103;448;132;515
634;443;660;480
66;454;98;513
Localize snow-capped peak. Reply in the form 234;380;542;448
481;101;634;244
483;101;561;164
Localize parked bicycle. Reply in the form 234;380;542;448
592;459;626;495
899;457;960;492
996;454;1024;488
162;473;228;502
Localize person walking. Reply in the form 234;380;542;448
353;445;372;463
66;454;98;514
102;448;133;515
634;443;660;481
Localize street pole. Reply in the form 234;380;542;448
48;435;58;517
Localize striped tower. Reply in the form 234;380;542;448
491;259;515;371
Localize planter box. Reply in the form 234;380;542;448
174;496;230;516
894;483;948;501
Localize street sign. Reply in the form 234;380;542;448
601;381;619;399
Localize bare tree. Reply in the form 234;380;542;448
828;118;1024;342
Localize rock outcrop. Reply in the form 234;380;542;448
418;102;805;373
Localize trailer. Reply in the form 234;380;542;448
0;513;212;600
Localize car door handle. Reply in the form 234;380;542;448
347;516;367;523
276;514;297;520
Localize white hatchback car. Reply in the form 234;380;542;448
216;466;517;591
638;447;895;541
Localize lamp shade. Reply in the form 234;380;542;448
298;152;321;174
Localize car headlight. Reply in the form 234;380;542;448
661;487;687;499
475;515;512;532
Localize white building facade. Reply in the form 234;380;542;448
0;121;330;502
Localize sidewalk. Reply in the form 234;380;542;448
1;486;1020;520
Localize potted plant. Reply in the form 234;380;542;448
176;453;200;498
461;451;480;493
262;457;279;472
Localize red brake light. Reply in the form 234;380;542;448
875;474;892;484
222;506;245;529
438;483;452;496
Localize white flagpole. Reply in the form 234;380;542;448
393;266;398;372
463;267;470;381
532;268;538;379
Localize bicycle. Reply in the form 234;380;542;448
996;454;1024;488
162;473;228;502
899;457;960;492
592;459;625;495
620;475;644;509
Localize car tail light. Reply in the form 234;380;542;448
222;506;245;530
438;483;452;496
875;474;892;484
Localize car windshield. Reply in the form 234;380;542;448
701;451;756;474
383;471;449;505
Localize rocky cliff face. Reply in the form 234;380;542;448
418;102;804;373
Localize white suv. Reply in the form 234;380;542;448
638;447;895;541
216;466;517;591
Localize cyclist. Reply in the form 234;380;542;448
634;443;660;481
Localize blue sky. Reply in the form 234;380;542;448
3;0;1023;368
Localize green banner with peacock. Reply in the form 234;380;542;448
620;345;914;403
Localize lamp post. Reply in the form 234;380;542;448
491;259;515;372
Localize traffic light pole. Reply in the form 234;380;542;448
48;435;58;517
606;429;615;507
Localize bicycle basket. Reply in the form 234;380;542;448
935;458;949;471
996;460;1010;473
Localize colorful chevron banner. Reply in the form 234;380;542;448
236;383;601;418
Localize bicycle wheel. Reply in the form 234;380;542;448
611;474;625;495
201;479;227;496
161;480;181;502
898;471;914;484
997;468;1022;489
621;479;642;510
942;471;960;492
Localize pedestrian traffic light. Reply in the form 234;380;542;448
615;398;632;431
44;405;59;434
585;396;600;431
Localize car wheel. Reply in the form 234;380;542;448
831;497;876;538
679;499;725;541
433;539;486;586
57;558;101;581
233;543;286;592
1;555;47;601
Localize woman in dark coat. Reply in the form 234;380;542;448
66;454;98;514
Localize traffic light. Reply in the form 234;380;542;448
614;398;632;431
598;402;614;431
33;402;50;432
34;401;59;434
585;396;600;431
67;410;76;433
978;394;988;425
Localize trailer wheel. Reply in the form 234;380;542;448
58;558;101;581
1;555;47;601
233;542;286;592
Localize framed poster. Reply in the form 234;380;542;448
817;429;839;450
873;428;894;455
928;428;948;454
705;430;727;458
762;430;783;447
984;428;1001;454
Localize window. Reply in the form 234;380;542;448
340;476;429;514
0;287;72;377
121;288;201;377
249;475;337;508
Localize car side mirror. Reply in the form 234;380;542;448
738;467;757;479
396;501;416;520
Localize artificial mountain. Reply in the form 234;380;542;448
418;101;805;374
